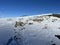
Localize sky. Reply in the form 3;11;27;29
0;0;60;17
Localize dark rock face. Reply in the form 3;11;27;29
55;35;60;39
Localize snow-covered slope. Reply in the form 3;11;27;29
0;14;60;45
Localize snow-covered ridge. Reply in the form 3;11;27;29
0;14;60;45
0;13;60;26
0;13;60;19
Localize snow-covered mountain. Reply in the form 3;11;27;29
0;14;60;45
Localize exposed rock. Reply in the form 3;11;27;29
55;35;60;39
51;43;56;45
28;22;33;25
14;21;24;27
58;27;60;29
47;14;60;18
33;18;44;22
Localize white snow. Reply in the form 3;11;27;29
0;14;60;45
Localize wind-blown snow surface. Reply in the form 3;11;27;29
0;14;60;45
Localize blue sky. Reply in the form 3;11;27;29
0;0;60;17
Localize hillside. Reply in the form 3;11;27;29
0;14;60;45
